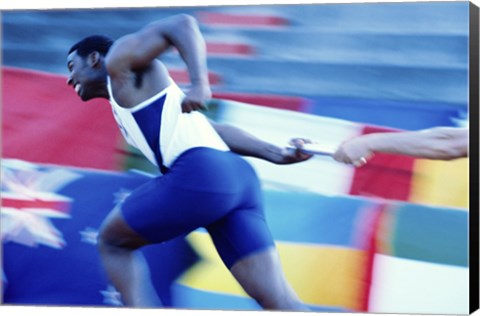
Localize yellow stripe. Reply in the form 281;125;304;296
179;232;367;310
179;232;246;295
410;158;469;208
279;242;366;310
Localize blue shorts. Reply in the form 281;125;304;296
121;147;275;268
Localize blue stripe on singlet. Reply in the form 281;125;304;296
132;94;168;173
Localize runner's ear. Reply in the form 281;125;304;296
88;51;102;68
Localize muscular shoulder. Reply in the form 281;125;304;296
108;60;172;107
105;22;172;78
105;34;149;79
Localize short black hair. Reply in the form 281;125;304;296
68;35;114;58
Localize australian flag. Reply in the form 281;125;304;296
1;159;198;307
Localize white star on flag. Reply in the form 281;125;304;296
79;227;99;245
100;285;123;306
113;188;133;205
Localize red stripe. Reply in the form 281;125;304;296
359;203;387;311
2;197;70;213
206;42;254;56
170;42;254;57
2;67;121;170
212;92;308;111
199;12;289;27
349;126;415;201
169;69;221;85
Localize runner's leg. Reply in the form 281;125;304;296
230;247;307;310
207;211;307;311
97;168;240;307
205;162;308;312
97;206;162;307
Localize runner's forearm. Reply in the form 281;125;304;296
363;128;468;159
211;122;282;162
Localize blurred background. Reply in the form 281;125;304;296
1;2;471;314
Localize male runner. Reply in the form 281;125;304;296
67;14;310;310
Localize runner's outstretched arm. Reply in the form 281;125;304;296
333;127;468;165
211;121;312;164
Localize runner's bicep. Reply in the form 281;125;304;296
106;29;170;73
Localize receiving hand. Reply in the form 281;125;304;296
333;138;373;167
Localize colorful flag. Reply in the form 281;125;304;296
1;159;198;306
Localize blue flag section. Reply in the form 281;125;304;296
1;160;198;307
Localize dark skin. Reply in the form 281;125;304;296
67;14;311;310
67;16;310;164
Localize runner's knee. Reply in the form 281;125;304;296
97;208;149;251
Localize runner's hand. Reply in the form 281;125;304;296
182;84;211;113
333;138;373;166
270;138;313;164
288;138;315;150
279;146;313;164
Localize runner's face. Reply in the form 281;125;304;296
66;51;102;101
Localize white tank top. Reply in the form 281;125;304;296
107;77;229;172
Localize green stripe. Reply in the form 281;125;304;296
390;203;468;267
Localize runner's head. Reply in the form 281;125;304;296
67;35;114;101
